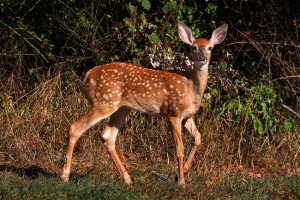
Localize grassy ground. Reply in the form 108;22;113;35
1;71;300;199
1;166;300;199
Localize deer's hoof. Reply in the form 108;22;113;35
61;173;69;183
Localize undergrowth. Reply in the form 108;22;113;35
0;69;299;183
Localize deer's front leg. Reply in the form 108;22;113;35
169;117;185;187
183;117;201;174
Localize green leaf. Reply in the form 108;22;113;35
254;120;264;134
162;1;177;13
128;3;135;14
28;68;34;75
284;119;294;132
147;33;159;43
211;88;218;97
141;0;151;10
132;58;140;64
219;61;227;69
128;23;135;32
205;3;218;15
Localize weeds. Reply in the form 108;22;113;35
1;69;299;184
217;82;281;135
0;67;299;199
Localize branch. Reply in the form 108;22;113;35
157;0;184;39
272;75;300;82
226;41;300;48
0;20;48;63
281;104;300;118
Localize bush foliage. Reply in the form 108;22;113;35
1;0;299;120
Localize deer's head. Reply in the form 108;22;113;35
178;22;228;70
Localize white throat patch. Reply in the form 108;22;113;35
200;62;209;71
194;62;209;71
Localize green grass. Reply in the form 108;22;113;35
0;172;147;200
1;169;299;200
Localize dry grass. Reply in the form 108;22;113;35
0;70;299;184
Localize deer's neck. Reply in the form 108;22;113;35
187;62;209;107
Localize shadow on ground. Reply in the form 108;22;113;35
0;165;56;179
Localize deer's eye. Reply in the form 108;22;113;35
207;46;213;51
191;46;197;51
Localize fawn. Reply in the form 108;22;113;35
61;21;228;187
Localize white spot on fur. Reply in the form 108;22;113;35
90;79;96;86
113;101;120;105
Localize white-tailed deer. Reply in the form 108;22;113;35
61;22;228;187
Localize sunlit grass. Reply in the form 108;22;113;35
0;169;299;199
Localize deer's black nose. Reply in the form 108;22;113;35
197;54;206;61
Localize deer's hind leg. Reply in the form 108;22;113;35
61;106;119;183
101;107;132;185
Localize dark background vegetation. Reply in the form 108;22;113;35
0;0;300;198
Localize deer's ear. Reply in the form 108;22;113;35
178;21;195;46
210;24;228;45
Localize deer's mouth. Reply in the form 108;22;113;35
199;60;208;65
